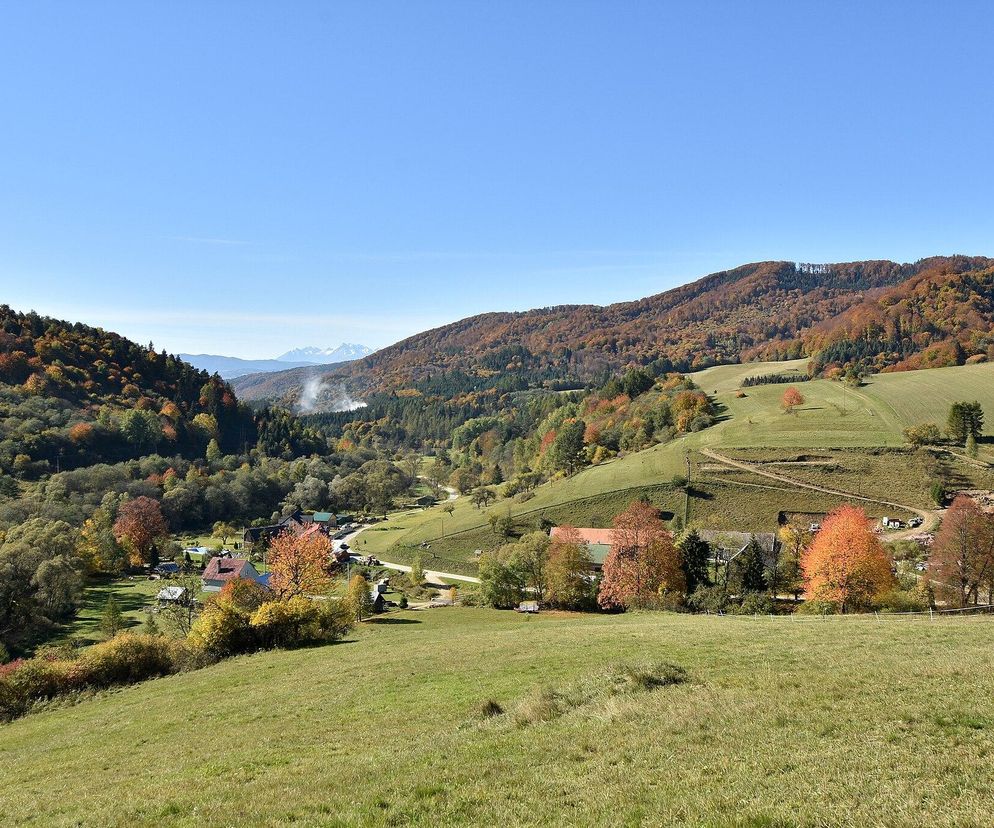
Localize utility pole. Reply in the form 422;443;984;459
684;453;691;525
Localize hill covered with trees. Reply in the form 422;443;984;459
0;305;328;478
233;256;994;410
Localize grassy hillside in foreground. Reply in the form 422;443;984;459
3;608;994;827
354;360;994;567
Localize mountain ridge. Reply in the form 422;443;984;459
181;343;374;380
231;256;994;409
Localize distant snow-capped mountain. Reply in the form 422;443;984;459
181;343;373;380
275;344;373;364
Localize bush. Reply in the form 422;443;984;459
796;599;837;616
249;597;320;649
0;658;72;721
218;577;268;613
687;585;731;614
189;600;254;660
78;633;180;687
0;634;183;722
736;592;775;615
875;588;929;613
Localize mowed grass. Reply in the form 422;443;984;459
4;608;994;826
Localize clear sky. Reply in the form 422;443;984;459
1;1;992;358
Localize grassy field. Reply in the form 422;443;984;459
4;607;994;826
55;577;164;645
356;361;994;567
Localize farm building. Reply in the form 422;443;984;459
697;531;779;566
201;558;262;592
549;527;614;571
156;586;187;603
243;509;335;547
182;546;213;565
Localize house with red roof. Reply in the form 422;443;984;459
201;557;262;592
549;526;614;571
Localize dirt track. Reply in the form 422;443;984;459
699;448;940;540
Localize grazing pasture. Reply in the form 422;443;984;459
356;361;994;568
3;608;994;827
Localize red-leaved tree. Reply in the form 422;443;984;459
930;495;994;607
801;505;892;612
598;501;684;610
113;496;168;567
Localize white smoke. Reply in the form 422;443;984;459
298;377;367;414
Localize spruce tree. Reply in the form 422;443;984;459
736;538;768;595
99;596;124;639
679;530;711;594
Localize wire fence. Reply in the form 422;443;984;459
707;604;994;622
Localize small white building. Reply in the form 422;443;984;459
156;586;187;603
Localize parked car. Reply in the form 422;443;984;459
908;517;924;528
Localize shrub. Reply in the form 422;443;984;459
687;584;731;614
250;597;319;649
219;577;268;613
875;588;929;613
189;600;254;660
78;633;180;687
0;658;73;721
796;599;837;616
736;592;775;615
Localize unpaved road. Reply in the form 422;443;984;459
700;448;940;540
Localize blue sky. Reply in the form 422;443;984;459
1;1;992;358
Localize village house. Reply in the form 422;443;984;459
201;557;262;592
549;526;614;571
242;509;337;548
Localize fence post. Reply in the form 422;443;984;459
929;607;934;621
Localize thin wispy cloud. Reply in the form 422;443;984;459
169;236;252;246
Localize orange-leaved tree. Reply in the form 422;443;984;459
801;505;892;612
781;387;805;414
930;495;994;607
113;496;169;567
598;501;685;610
268;530;333;599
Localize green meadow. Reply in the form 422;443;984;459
4;608;994;827
355;361;994;570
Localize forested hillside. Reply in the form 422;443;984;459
0;306;402;654
234;256;994;409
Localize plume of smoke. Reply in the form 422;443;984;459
298;377;367;414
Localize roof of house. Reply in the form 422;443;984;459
202;557;255;583
698;531;777;553
312;511;334;523
550;526;614;546
157;586;186;601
